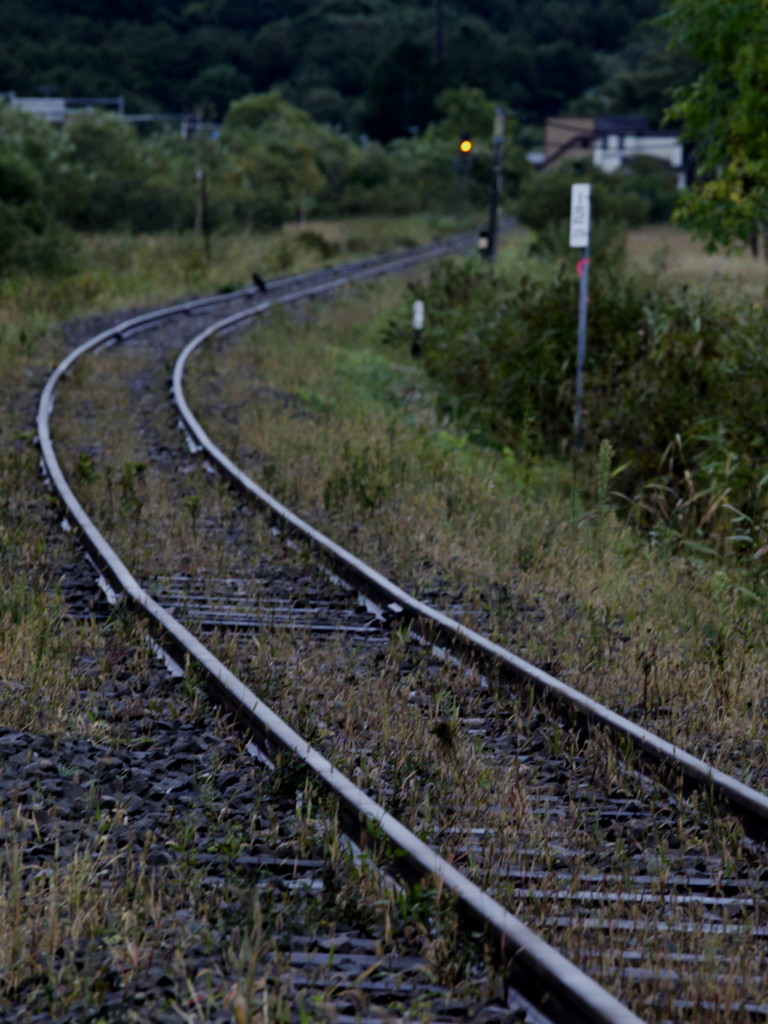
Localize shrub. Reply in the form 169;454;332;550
0;200;80;277
517;164;650;235
389;255;768;566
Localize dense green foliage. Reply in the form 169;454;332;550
0;87;529;274
389;254;768;568
1;0;668;136
664;0;768;250
516;160;679;259
0;0;697;278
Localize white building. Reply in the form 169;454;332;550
2;93;125;123
542;116;686;187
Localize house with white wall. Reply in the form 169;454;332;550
541;115;686;187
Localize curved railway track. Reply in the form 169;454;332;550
29;232;768;1023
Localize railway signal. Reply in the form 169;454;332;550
482;106;505;261
457;135;473;194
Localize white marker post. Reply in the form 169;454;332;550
411;299;425;357
570;183;591;449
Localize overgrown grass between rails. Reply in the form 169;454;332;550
0;243;506;1016
0;216;474;992
184;252;768;787
33;225;768;1018
0;753;494;1020
0;213;463;724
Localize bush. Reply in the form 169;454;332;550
618;156;679;222
388;255;768;566
517;164;650;235
516;160;679;262
0;200;80;276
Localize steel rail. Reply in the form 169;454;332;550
188;227;480;310
37;248;645;1024
173;274;768;846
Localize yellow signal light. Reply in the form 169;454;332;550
459;137;473;154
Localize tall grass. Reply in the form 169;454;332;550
626;224;768;299
183;243;768;787
6;219;768;1020
0;215;472;733
377;233;768;581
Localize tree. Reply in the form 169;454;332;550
533;40;601;117
185;63;250;119
221;92;337;224
664;0;768;249
363;40;439;141
426;87;496;144
55;111;149;230
0;108;79;276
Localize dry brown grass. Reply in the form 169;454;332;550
626;224;768;297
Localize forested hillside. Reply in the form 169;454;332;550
2;0;667;137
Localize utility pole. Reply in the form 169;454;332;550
195;168;211;263
483;106;505;261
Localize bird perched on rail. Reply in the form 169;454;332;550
251;272;267;293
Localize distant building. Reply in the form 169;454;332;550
1;93;218;136
540;115;687;188
2;93;125;123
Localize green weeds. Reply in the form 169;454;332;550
9;220;768;1018
182;240;768;792
387;249;768;586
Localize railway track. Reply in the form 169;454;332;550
28;232;768;1022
